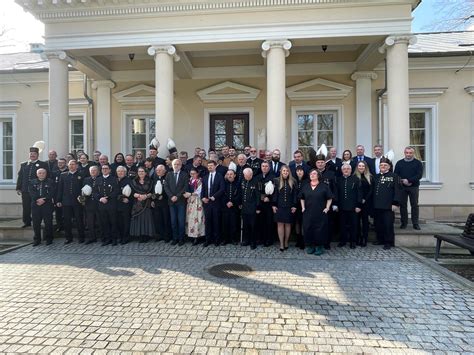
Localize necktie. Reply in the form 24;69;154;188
174;172;178;183
359;156;362;162
209;173;214;197
274;162;277;174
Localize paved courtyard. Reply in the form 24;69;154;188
0;240;473;354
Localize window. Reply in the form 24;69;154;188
409;109;431;180
0;117;14;181
210;114;249;153
297;111;337;160
69;116;85;153
127;115;155;156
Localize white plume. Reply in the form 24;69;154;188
385;149;395;161
228;161;237;172
32;141;45;154
166;138;176;150
317;144;328;158
265;181;274;195
122;184;131;197
155;180;163;195
81;184;92;196
149;137;160;149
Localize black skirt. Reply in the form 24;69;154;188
274;206;294;224
129;207;155;237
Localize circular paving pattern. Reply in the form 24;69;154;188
208;263;254;279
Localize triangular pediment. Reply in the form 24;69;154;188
286;78;353;100
113;84;155;104
197;81;261;103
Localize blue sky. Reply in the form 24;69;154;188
412;0;473;33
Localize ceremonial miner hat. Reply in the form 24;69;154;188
149;137;160;150
167;138;177;155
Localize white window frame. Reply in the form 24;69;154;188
42;111;87;156
69;113;87;154
291;105;344;157
121;110;155;154
0;113;16;183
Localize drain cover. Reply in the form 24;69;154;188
208;263;253;279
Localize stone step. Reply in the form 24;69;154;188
0;203;22;218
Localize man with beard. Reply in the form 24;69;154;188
247;147;262;176
270;149;285;177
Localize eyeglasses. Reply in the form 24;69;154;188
250;150;257;153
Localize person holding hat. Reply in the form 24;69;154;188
94;164;119;246
373;156;401;249
83;165;101;244
221;169;241;245
16;145;49;228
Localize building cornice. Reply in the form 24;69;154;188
0;101;21;109
465;86;474;96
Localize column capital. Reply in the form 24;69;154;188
40;50;76;66
91;80;116;90
261;39;292;58
351;71;378;81
147;45;180;62
465;86;474;95
378;35;417;53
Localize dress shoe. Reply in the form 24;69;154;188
101;241;111;246
192;239;199;246
45;240;52;246
21;224;31;228
214;242;220;247
163;239;170;243
400;224;407;229
413;224;421;230
284;246;289;250
203;241;210;247
361;241;367;247
314;246;325;256
306;247;315;254
372;241;383;245
324;244;331;250
337;242;346;248
170;240;178;246
220;241;227;246
250;244;257;250
78;239;85;244
178;240;185;246
64;240;72;245
85;239;96;245
383;244;391;250
32;241;41;247
280;247;284;252
349;243;356;249
241;242;250;247
112;241;118;246
120;240;128;245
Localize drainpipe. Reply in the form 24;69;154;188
377;59;387;146
83;74;94;154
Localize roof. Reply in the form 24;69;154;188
409;31;474;54
0;52;49;72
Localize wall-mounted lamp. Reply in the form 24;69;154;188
322;45;328;53
128;53;135;62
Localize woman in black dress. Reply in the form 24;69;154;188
129;166;155;242
272;165;297;252
294;166;307;249
299;169;333;255
111;153;126;176
354;160;373;247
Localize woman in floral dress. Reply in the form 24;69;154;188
185;168;205;244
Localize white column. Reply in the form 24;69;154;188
92;80;115;157
466;86;474;189
379;35;416;161
351;71;378;151
262;39;291;162
41;51;75;158
147;45;180;158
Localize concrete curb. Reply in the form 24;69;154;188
399;246;474;291
0;242;32;255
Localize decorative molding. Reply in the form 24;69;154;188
196;81;261;103
0;101;21;109
351;71;378;81
261;40;292;58
470;182;474;190
286;78;353;100
381;88;448;98
465;86;474;96
74;56;111;80
35;98;90;108
375;56;474;71
379;34;417;53
91;80;116;90
40;50;76;66
112;84;155;104
147;45;180;62
419;182;444;190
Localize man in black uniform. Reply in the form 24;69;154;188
124;154;138;179
373;157;400;249
83;165;101;244
149;144;166;168
235;154;249;184
52;158;68;231
16;146;49;228
247;147;262;176
240;168;261;249
152;164;171;243
333;164;361;249
257;161;276;246
326;147;343;177
29;168;55;246
46;150;58;174
94;164;119;246
56;159;85;244
316;153;338;249
116;166;132;244
222;169;241;245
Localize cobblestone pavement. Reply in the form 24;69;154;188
0;240;473;354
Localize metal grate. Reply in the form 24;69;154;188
208;263;253;279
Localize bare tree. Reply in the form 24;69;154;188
424;0;473;32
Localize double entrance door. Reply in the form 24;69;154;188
210;113;249;153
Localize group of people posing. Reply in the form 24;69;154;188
17;141;423;255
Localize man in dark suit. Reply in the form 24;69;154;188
201;160;225;247
149;145;166;168
350;145;375;175
83;165;101;244
164;159;189;246
269;149;285;177
56;159;85;244
288;149;309;179
184;156;206;178
46;150;59;174
94;164;119;246
257;161;276;247
326;147;343;177
247;147;263;176
16;146;49;228
152;164;172;242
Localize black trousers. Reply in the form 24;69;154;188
399;186;420;225
99;207;118;243
117;208;131;243
204;203;221;243
55;205;63;229
153;204;171;241
63;205;85;242
357;205;370;244
21;192;32;225
222;208;239;244
257;202;273;245
325;209;336;247
374;209;395;246
85;206;101;242
242;213;257;247
32;202;53;243
339;210;357;244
